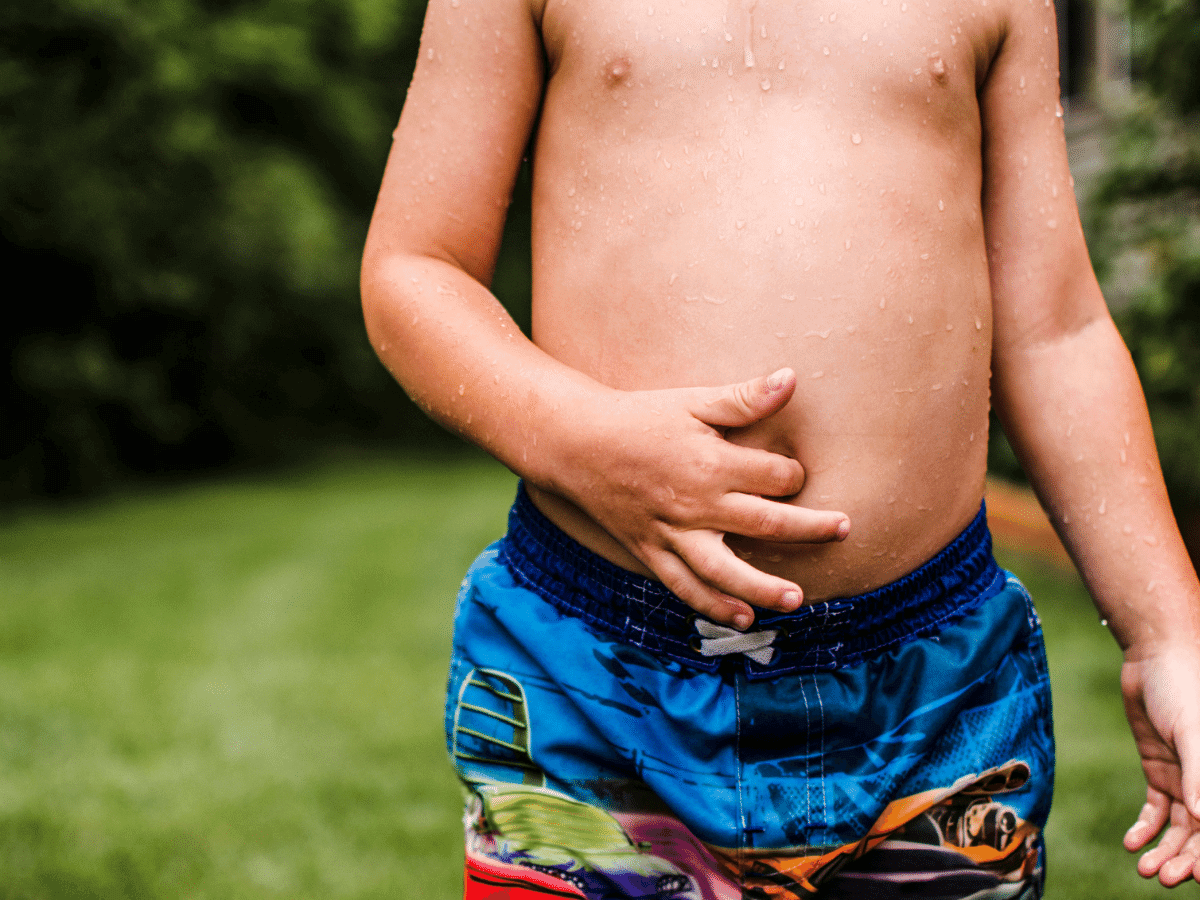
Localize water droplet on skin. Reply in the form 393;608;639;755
1146;579;1157;592
845;239;851;250
862;32;869;41
1100;618;1108;628
1123;524;1133;535
879;297;887;309
852;132;862;144
830;11;837;21
823;46;830;55
1051;184;1058;198
1098;498;1106;514
761;78;772;90
567;186;576;197
1144;535;1159;547
1019;74;1026;89
736;220;746;229
647;4;654;13
1046;219;1057;229
458;384;465;395
901;2;907;10
778;59;785;70
669;273;678;285
975;317;982;330
811;370;825;378
426;174;436;183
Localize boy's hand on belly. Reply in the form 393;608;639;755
1121;643;1200;886
555;368;849;630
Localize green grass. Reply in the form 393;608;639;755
0;459;1179;897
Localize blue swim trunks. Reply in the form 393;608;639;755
446;487;1055;899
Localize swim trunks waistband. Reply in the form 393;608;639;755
498;485;1005;678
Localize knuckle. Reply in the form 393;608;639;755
728;382;757;418
749;505;783;536
769;460;804;496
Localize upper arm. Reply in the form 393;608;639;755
980;0;1108;358
363;0;544;286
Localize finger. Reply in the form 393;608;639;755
689;368;796;430
721;494;851;543
1139;802;1190;878
721;444;807;499
1127;788;1171;852
674;532;806;615
649;547;758;631
1157;829;1200;887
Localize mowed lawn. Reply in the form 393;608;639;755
0;458;1175;898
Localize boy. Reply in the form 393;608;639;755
361;0;1200;894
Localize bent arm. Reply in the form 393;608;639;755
361;0;847;625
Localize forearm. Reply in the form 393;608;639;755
993;313;1200;654
360;249;611;492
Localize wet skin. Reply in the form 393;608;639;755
525;0;1004;597
363;0;1200;883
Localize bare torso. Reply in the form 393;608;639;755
524;0;1007;599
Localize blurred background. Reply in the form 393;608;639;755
1;0;1198;896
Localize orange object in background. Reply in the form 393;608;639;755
985;479;1072;570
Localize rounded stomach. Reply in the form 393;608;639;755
527;121;994;599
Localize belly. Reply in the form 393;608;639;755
526;117;994;598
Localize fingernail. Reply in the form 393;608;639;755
734;612;754;630
782;590;801;609
766;369;786;391
837;518;851;540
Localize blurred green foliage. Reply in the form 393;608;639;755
1088;0;1200;515
0;0;533;499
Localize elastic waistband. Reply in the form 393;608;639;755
498;486;1005;678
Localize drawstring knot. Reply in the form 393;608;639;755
693;619;779;665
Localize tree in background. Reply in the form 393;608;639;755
0;0;534;499
1088;0;1200;548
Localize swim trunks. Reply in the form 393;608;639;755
445;486;1055;899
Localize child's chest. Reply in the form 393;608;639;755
538;0;1006;122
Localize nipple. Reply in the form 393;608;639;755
606;56;633;85
929;52;947;82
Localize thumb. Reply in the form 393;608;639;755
692;368;796;429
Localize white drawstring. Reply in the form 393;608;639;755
694;619;779;665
